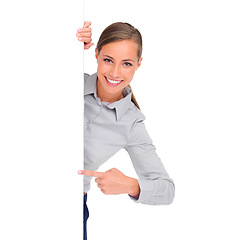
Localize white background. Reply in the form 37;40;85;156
0;1;83;239
84;0;225;240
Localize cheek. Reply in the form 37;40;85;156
97;63;109;74
124;69;136;80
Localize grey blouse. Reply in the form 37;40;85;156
84;73;175;205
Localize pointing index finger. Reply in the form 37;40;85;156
78;170;104;178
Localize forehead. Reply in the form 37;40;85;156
100;40;138;60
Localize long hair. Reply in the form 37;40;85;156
96;22;142;110
128;84;140;110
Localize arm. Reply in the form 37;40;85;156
76;21;94;49
125;118;175;205
78;118;174;204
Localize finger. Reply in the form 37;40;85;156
76;32;92;38
101;189;107;194
78;170;104;178
95;178;101;183
83;21;92;28
77;27;92;33
80;37;92;44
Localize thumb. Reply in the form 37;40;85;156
105;168;117;173
83;21;91;28
84;42;94;50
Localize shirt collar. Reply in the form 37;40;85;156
84;73;132;121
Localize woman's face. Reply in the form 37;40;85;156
95;39;142;102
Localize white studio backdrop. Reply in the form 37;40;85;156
84;0;225;240
0;1;83;239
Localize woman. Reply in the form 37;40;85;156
77;21;175;240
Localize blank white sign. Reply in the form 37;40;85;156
0;1;83;239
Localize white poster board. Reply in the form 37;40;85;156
0;1;83;239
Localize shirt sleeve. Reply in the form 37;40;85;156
125;114;175;205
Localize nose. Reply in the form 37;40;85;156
109;64;121;79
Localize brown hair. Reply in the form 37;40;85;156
96;22;142;110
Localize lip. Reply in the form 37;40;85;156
104;76;123;87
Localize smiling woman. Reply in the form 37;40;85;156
77;21;175;240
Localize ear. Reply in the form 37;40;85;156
95;48;99;62
137;57;143;69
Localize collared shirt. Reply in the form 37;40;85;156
84;73;175;205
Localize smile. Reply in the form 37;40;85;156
105;76;123;86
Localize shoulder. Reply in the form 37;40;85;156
84;73;90;82
84;72;97;83
125;101;146;124
125;103;153;145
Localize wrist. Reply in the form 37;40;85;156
127;177;140;199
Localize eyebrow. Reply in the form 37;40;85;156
103;55;135;62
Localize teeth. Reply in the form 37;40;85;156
106;77;122;84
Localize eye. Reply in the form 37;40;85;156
103;58;113;63
123;62;132;66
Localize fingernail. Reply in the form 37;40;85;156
78;170;82;175
76;33;81;36
78;38;82;40
78;29;82;32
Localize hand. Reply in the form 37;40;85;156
78;168;140;198
76;21;94;50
